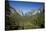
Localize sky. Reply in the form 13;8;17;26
9;1;44;14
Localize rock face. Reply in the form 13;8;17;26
25;9;41;16
10;7;24;16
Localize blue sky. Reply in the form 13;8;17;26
9;1;44;14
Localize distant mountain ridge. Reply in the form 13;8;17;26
25;9;41;16
10;7;43;16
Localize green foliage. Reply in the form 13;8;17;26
5;1;44;29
